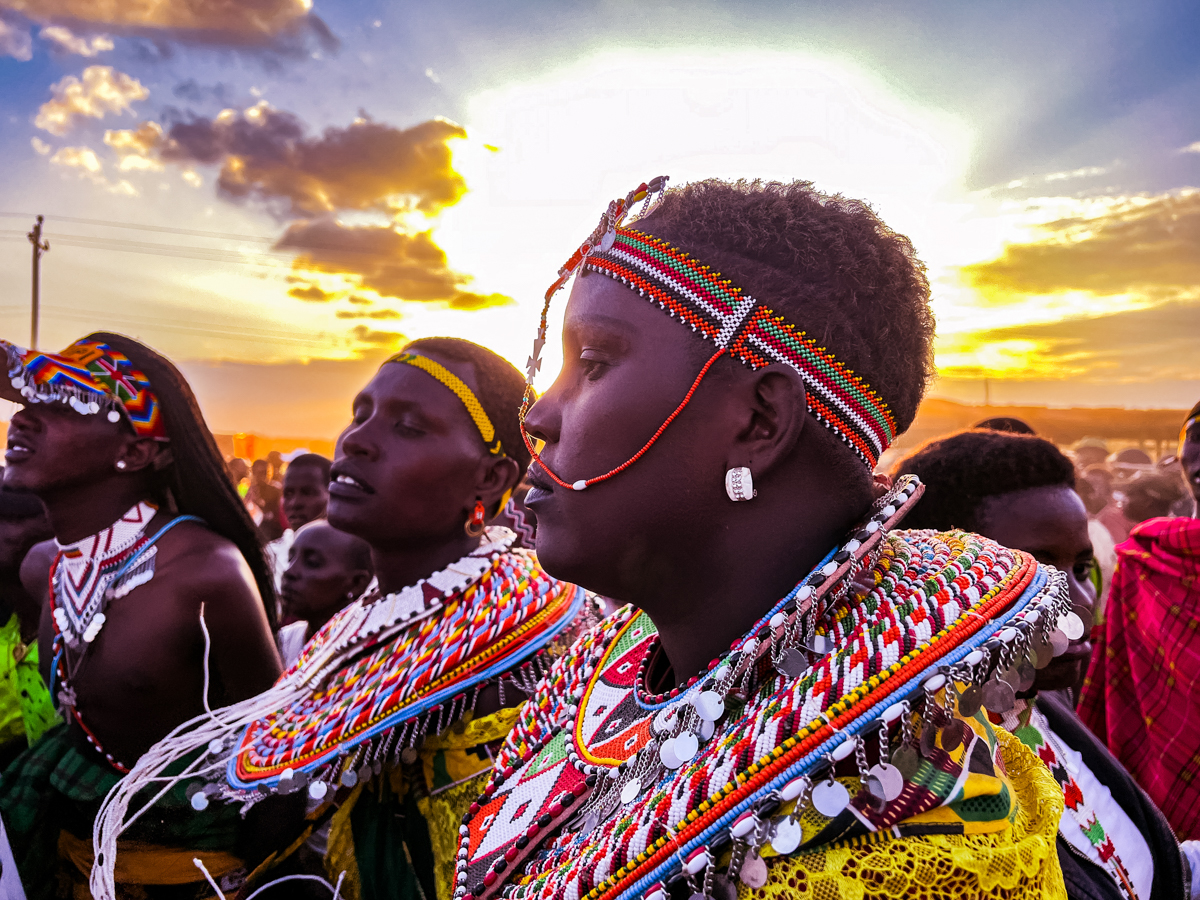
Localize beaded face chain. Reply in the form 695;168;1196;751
456;477;1077;900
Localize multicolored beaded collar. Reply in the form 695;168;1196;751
456;478;1078;900
1;338;166;440
220;529;584;800
519;178;896;484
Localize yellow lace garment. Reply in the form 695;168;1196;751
739;728;1066;899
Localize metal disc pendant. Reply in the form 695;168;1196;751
864;774;888;810
1059;611;1085;641
892;745;920;780
341;768;358;788
1032;632;1051;663
739;852;768;888
775;647;807;678
981;677;1015;713
770;816;803;854
812;778;850;817
1049;628;1070;656
1016;661;1037;692
620;777;642;805
941;720;966;753
869;763;905;801
710;874;738;900
804;634;829;655
1001;666;1022;689
674;732;699;763
1072;605;1094;632
957;685;983;718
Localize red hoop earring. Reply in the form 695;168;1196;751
465;498;486;537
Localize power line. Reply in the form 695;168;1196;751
0;211;274;243
40;305;339;347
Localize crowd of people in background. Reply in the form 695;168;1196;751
0;177;1195;900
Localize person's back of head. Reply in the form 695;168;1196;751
892;429;1076;533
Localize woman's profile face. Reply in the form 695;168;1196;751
523;273;735;602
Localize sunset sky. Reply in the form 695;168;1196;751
1;0;1198;438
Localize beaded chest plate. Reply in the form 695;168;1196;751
228;544;583;791
457;526;1068;900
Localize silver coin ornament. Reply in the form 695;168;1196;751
864;774;888;810
1059;611;1085;641
401;747;419;765
981;677;1016;713
674;731;700;763
775;648;808;678
738;852;769;888
1072;605;1094;631
1012;662;1033;693
957;685;983;718
710;875;738;900
1032;632;1052;666
868;763;905;801
811;778;851;817
770;816;803;854
341;768;358;788
1049;628;1070;656
620;777;643;805
892;745;920;780
940;720;966;753
694;691;725;722
1000;666;1022;689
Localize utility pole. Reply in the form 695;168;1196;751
27;215;49;350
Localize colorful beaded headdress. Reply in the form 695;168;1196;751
387;351;503;455
521;177;897;488
1;338;166;440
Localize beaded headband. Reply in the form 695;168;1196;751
386;351;503;455
0;338;166;440
520;178;897;489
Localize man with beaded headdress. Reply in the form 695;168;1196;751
92;338;592;900
453;178;1071;900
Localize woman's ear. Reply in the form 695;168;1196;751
115;436;170;475
349;568;372;597
725;363;807;479
475;456;522;519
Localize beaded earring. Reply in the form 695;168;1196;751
465;498;486;537
115;460;127;471
724;467;755;502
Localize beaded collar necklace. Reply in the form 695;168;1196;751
457;478;1077;900
214;528;585;803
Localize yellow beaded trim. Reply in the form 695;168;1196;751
387;352;503;455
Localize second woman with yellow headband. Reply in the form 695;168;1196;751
91;338;590;900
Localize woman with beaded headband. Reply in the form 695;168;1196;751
90;338;591;900
454;179;1072;900
0;333;283;899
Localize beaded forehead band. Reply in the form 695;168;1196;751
386;351;503;455
1;338;166;440
520;177;896;490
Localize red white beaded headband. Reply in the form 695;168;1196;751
520;177;897;490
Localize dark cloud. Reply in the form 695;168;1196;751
962;192;1200;298
157;105;468;217
349;325;406;347
275;218;512;310
335;308;401;319
0;0;330;47
287;282;334;302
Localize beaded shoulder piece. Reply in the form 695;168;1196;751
456;481;1073;900
225;528;584;796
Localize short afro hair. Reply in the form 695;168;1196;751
286;453;332;482
637;179;936;436
403;337;532;477
892;429;1076;532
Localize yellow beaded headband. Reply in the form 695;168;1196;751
386;352;503;456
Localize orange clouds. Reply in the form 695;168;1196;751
0;0;312;43
34;65;147;135
962;191;1200;297
274;219;510;309
156;106;468;216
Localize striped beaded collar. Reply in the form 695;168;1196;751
456;478;1075;900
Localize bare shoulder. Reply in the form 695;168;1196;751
151;519;260;602
20;539;57;602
